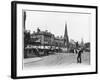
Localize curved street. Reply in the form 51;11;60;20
24;52;90;69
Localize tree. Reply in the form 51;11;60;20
85;42;90;48
24;30;31;48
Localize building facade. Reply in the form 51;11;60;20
30;22;69;48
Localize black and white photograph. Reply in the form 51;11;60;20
11;1;97;79
23;10;90;68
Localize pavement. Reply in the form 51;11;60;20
24;57;43;64
24;52;90;69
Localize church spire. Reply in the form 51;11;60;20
64;22;69;48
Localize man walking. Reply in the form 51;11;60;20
77;48;83;63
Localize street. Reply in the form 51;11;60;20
24;52;90;69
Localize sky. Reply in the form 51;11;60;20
25;10;91;43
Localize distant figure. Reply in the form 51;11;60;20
76;41;79;48
77;48;83;63
37;28;40;33
35;47;39;56
74;48;78;54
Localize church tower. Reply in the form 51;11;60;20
64;22;69;48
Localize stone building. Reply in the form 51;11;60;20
30;22;69;48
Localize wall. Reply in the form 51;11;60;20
0;0;99;80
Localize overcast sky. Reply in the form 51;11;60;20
25;10;91;43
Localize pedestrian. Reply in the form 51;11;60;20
77;48;83;63
36;47;40;56
74;48;78;54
